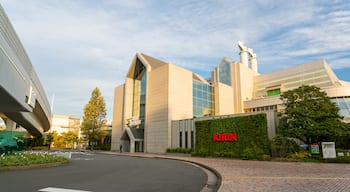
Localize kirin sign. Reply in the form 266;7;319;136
213;133;237;142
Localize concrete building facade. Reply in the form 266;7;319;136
50;114;81;136
112;54;195;153
112;43;350;153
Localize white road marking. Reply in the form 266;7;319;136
38;187;92;192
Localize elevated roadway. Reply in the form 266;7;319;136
0;5;51;136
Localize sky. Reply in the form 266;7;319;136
1;0;350;121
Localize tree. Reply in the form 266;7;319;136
51;131;64;148
81;87;107;150
278;85;349;145
271;134;299;157
45;132;54;150
51;131;78;149
62;131;78;149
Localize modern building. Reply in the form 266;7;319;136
112;42;350;153
0;4;51;137
50;114;81;136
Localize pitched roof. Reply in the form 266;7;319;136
138;53;168;70
126;53;168;78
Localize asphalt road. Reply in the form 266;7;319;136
0;152;208;192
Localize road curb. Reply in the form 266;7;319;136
0;161;69;171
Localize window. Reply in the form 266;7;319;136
179;132;182;148
331;97;350;118
219;61;231;86
192;80;214;117
190;131;194;148
267;89;280;97
185;131;188;148
132;58;147;128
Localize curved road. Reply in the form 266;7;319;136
0;153;208;192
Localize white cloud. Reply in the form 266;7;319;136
1;0;350;119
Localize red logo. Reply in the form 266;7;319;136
213;133;237;142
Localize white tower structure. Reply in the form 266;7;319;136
238;41;258;73
247;48;258;73
238;41;249;67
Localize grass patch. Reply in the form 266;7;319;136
0;152;69;167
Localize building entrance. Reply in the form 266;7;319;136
135;141;144;152
120;127;144;153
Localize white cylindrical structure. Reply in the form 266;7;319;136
250;56;258;73
240;50;249;67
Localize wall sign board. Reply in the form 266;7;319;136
213;133;237;142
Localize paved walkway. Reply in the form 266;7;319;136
100;151;350;192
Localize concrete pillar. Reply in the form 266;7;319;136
130;139;135;153
5;119;16;131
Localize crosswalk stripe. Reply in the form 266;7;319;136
38;187;92;192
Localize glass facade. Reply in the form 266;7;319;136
219;61;231;86
193;80;214;117
132;58;147;128
332;97;350;118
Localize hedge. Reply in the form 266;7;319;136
166;148;193;154
193;113;271;159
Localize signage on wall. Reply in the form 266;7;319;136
322;142;336;159
213;133;237;142
310;144;320;155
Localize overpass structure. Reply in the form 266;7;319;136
0;5;51;137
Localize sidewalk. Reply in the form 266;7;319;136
99;151;350;192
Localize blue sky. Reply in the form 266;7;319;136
1;0;350;120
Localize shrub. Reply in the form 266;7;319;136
0;153;68;167
261;154;271;161
31;146;49;151
271;135;299;157
242;147;256;160
324;156;350;163
287;150;310;160
91;145;111;151
191;148;209;157
166;148;193;154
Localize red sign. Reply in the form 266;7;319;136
213;133;237;142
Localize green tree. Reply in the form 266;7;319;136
45;132;54;150
62;131;78;149
278;85;348;145
81;87;107;150
52;131;65;148
51;131;78;149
